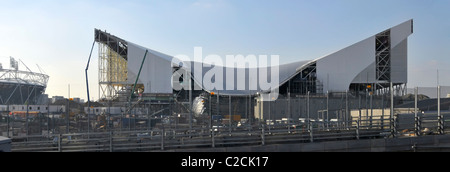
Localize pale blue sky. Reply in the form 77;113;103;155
0;0;449;100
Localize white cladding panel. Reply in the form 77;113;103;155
128;42;174;94
317;20;412;92
122;20;412;95
317;36;375;92
189;60;309;95
351;61;377;84
391;20;413;48
390;20;411;84
391;39;408;83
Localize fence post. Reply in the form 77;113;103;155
261;126;265;146
414;87;420;136
7;104;10;138
390;82;396;138
391;116;397;138
438;85;444;135
438;115;444;135
58;134;62;152
309;121;314;143
212;130;215;148
356;120;360;140
161;128;165;151
415;116;421;136
109;131;113;152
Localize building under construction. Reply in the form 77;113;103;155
90;19;413;126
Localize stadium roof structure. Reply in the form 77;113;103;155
95;19;413;98
0;57;49;104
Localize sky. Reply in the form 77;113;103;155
0;0;449;101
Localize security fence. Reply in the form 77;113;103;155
8;114;450;152
4;85;450;152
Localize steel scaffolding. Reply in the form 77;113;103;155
98;43;129;100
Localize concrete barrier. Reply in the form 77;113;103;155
175;135;450;152
0;136;11;152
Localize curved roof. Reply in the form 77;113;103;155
122;19;413;96
187;60;312;96
127;40;314;95
0;68;49;88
